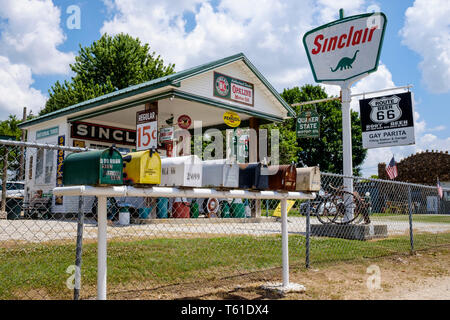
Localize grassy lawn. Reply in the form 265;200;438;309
1;232;450;299
371;213;450;224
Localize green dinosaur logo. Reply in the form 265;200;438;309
330;50;360;72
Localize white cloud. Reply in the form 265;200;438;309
100;0;318;90
316;0;367;24
400;0;450;93
0;0;74;75
0;56;47;119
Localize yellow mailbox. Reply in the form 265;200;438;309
123;149;161;185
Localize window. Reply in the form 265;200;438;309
35;149;44;181
6;182;25;190
44;149;55;184
28;156;33;180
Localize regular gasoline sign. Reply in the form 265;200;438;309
303;12;387;84
296;110;320;138
359;92;415;149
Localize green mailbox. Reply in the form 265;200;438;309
63;147;124;186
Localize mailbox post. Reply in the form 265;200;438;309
97;196;107;300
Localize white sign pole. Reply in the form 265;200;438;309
341;83;354;221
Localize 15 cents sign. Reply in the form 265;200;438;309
303;12;387;84
136;109;157;151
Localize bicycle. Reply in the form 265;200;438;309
316;185;371;225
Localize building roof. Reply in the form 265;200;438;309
19;53;295;129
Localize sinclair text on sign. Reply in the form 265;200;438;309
303;12;387;84
359;92;415;149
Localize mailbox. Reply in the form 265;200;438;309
63;147;123;186
160;155;203;187
295;166;321;192
202;159;239;188
268;164;297;191
123;149;161;185
238;162;269;190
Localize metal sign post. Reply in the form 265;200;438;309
303;10;387;212
341;83;354;221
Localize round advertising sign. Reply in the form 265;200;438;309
215;75;230;97
177;115;192;129
223;111;241;128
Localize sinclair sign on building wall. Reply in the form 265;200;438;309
303;12;387;84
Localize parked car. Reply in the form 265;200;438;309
299;189;328;216
0;181;25;199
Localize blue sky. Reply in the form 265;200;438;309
0;0;448;176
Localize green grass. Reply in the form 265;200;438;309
371;214;450;224
1;232;450;299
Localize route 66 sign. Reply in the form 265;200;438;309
369;95;401;123
359;92;415;149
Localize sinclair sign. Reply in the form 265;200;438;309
303;12;387;84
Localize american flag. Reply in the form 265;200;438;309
386;156;398;180
437;178;443;199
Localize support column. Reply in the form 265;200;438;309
97;196;107;300
281;198;289;287
249;117;261;218
249;117;259;163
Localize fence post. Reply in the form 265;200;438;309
1;148;8;218
97;196;108;300
74;196;84;300
407;185;414;254
305;200;310;269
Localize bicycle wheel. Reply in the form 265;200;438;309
329;191;359;225
316;196;340;224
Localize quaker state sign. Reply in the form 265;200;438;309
296;110;320;138
359;92;415;149
213;72;254;106
303;12;387;84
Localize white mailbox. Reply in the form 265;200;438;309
160;155;203;187
202;159;239;188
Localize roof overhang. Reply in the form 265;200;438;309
19;53;294;129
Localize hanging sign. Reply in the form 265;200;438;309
213;72;254;106
177;115;192;129
36;126;59;140
303;12;387;84
71;121;135;145
296;110;320;138
160;126;174;143
223;111;241;128
55;135;65;205
136;109;158;151
359;91;415;149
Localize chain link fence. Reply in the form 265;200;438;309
0;140;449;299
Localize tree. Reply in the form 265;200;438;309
0;113;35;181
41;33;175;115
262;85;367;175
0;115;22;140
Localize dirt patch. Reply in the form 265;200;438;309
105;245;450;300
